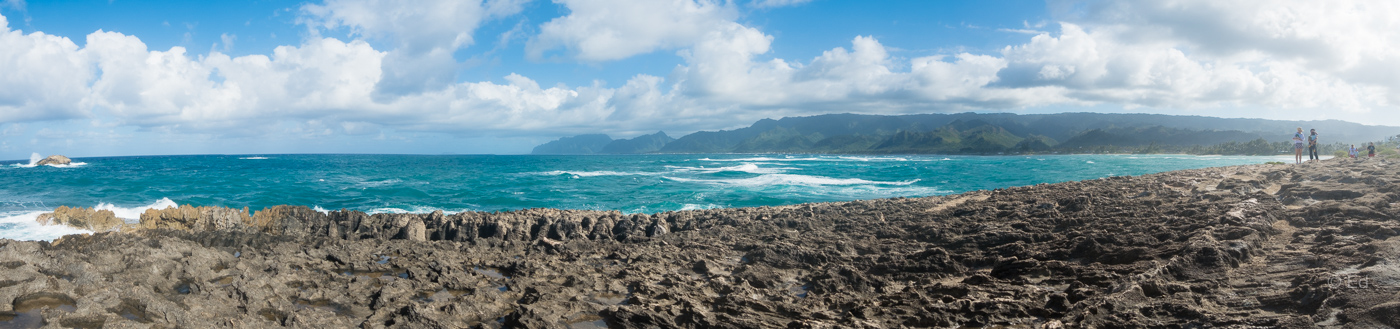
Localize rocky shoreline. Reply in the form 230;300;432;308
4;158;1400;328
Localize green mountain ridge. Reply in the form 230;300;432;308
532;112;1400;155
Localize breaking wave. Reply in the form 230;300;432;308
664;174;919;187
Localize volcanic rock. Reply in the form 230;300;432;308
6;157;1400;327
138;204;250;231
34;206;124;232
34;155;71;166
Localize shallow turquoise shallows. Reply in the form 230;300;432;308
1;154;1284;240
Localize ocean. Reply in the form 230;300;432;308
2;153;1286;241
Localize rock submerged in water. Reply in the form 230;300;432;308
34;155;71;166
10;157;1400;328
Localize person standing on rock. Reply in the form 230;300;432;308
1349;144;1358;158
1368;142;1376;158
1307;129;1319;162
1293;128;1305;164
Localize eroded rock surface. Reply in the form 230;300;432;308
34;155;70;166
34;206;124;232
4;158;1400;328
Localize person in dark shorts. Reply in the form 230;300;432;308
1368;142;1376;157
1293;128;1305;164
1308;129;1319;162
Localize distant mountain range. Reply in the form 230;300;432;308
531;112;1400;155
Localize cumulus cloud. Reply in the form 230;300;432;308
300;0;528;96
4;0;1400;156
0;15;92;123
528;0;739;61
1031;0;1400;112
655;0;1400;120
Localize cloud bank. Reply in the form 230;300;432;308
2;0;1399;156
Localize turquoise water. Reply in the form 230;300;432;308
2;153;1283;240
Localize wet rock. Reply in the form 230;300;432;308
35;206;124;232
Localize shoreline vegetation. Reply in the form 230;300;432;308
534;112;1400;157
3;157;1398;327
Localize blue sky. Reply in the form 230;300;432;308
2;0;1398;159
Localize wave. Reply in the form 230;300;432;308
699;156;949;162
678;204;722;211
663;174;920;187
666;163;795;174
357;179;402;188
12;152;88;168
365;205;469;215
0;198;182;241
312;205;470;215
95;198;179;222
239;157;270;160
13;162;90;168
0;211;93;241
699;157;827;162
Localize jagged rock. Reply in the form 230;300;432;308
138;205;249;231
7;158;1400;327
34;155;71;166
34;206;124;232
404;217;427;241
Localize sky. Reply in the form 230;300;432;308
2;0;1399;159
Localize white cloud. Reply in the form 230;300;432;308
656;0;1400;121
301;0;526;52
5;0;1400;157
1;0;23;11
300;0;528;96
528;0;739;61
749;0;812;9
0;15;93;123
1044;0;1400;108
217;33;235;53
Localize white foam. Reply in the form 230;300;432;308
678;204;722;211
700;157;829;162
838;156;915;162
700;156;936;162
0;211;93;241
313;206;331;214
46;162;87;168
664;174;920;187
12;153;87;168
239;157;270;160
667;163;795;174
365;206;468;215
93;197;179;223
357;178;402;188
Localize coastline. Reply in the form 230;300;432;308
2;157;1397;327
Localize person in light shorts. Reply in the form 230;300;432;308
1293;128;1305;164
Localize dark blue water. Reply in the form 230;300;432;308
2;153;1284;240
